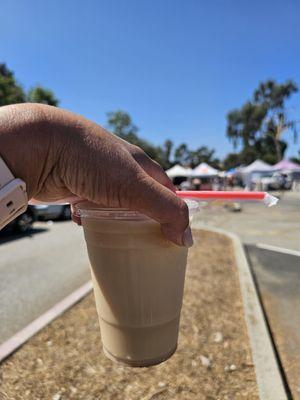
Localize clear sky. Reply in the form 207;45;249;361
1;0;300;159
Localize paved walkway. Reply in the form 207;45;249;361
192;191;300;251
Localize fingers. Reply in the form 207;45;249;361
129;146;176;193
125;170;193;247
128;149;192;246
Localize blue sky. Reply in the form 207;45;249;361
1;0;300;159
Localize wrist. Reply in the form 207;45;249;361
0;104;52;199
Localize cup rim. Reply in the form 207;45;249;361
73;202;149;221
72;199;198;222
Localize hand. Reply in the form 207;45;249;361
0;104;193;247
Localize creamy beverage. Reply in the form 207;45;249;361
74;203;189;367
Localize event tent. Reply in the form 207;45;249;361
272;160;300;171
240;159;272;173
165;164;193;178
221;167;240;177
192;162;219;176
239;160;273;188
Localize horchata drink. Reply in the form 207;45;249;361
73;202;195;367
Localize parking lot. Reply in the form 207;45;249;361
0;221;90;343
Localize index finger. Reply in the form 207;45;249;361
125;170;193;247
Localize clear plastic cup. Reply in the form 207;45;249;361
73;201;196;367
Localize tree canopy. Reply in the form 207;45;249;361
0;63;59;107
106;110;219;169
0;63;25;106
107;110;169;168
27;85;59;106
226;79;298;165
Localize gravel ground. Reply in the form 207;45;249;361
0;230;258;400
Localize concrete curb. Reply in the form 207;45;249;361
192;224;287;400
0;281;93;363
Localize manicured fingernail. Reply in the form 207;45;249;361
182;226;193;248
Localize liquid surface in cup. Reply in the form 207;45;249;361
82;217;188;366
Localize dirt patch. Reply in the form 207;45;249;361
0;230;258;400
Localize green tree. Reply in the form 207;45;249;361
254;80;298;161
226;79;298;164
174;143;190;165
162;139;173;167
189;146;219;168
27;85;59;106
0;63;59;107
106;110;170;169
107;111;220;170
223;153;241;170
0;63;25;106
174;143;219;168
290;150;300;164
107;110;138;138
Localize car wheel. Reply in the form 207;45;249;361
61;206;71;220
14;212;34;233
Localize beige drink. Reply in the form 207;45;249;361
74;203;189;367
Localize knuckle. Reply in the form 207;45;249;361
130;144;144;156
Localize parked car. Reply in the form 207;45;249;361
6;205;38;233
34;204;71;221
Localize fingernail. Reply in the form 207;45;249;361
182;226;193;248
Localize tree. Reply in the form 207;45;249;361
290;150;300;164
0;63;59;107
107;111;220;170
226;102;268;148
254;80;298;162
27;85;59;106
223;153;241;170
174;143;190;165
189;146;219;168
107;110;138;138
162;139;173;167
174;143;219;168
226;79;299;164
0;63;25;106
106;110;170;169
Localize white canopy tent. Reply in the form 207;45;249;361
240;160;272;174
165;164;193;178
192;162;219;177
239;160;273;188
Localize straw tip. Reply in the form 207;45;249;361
263;193;279;207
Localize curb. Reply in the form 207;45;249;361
0;281;93;363
192;224;287;400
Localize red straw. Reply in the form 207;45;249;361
176;191;265;201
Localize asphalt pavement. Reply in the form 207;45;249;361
0;221;90;344
246;245;300;399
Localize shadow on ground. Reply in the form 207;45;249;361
0;227;49;245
